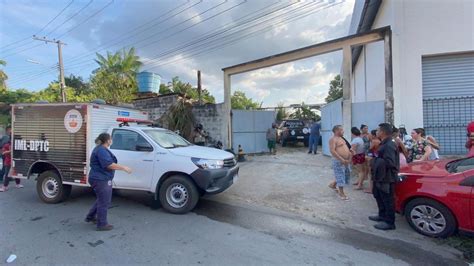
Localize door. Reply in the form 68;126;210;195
459;159;474;230
110;129;155;190
232;110;276;154
422;53;474;155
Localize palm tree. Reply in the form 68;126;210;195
92;48;143;104
0;59;8;91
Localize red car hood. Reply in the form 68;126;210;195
399;159;450;177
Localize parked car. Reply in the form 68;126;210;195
278;120;310;147
11;103;238;214
395;157;474;238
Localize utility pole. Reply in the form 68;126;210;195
197;70;202;106
33;36;67;102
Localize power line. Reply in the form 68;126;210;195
9;0;345;87
44;0;312;74
65;0;244;69
145;1;344;70
63;0;228;68
44;0;94;37
9;0;242;85
0;0;75;53
12;0;200;75
55;0;114;39
38;0;76;36
62;1;324;73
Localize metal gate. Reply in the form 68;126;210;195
321;98;343;156
232;110;276;154
422;52;474;155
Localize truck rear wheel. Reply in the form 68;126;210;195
36;170;71;204
159;175;199;214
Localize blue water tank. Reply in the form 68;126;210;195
137;72;161;93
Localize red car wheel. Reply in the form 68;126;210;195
405;198;457;238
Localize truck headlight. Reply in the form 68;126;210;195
192;158;224;169
291;130;296;136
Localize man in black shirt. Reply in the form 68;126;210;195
369;123;399;230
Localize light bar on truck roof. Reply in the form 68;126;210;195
116;118;152;124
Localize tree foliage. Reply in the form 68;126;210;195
325;74;343;103
231;90;260;110
159;97;195;140
0;59;8;92
276;102;288;121
289;102;321;121
90;48;142;104
65;74;93;96
159;76;215;104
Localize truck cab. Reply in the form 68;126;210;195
106;124;239;213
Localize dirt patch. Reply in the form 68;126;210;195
214;145;465;261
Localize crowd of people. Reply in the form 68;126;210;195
328;121;474;231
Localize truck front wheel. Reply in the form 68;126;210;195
36;170;71;204
159;175;199;214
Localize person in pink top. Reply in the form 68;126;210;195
0;140;23;192
466;121;474;157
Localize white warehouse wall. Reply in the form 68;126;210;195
350;0;474;131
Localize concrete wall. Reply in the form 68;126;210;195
193;103;226;146
133;95;227;146
133;94;179;121
350;0;474;131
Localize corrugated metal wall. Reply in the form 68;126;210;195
321;99;343;156
13;105;88;182
232;110;276;154
422;52;474;155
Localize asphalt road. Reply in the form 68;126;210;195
0;180;466;265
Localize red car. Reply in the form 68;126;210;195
395;157;474;238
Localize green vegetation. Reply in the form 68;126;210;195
276;102;288;121
0;59;7;92
91;47;142;104
325;74;342;103
290;102;320;121
231;90;261;110
159;76;215;104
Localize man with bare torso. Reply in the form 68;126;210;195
329;125;352;200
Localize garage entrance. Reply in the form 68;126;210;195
422;52;474;155
221;26;394;149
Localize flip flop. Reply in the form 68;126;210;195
339;195;349;201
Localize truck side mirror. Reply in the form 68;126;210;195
136;143;153;152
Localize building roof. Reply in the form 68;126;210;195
349;0;382;68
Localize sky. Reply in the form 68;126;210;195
0;0;355;107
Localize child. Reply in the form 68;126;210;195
0;140;23;192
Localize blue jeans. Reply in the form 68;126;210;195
308;135;320;153
87;179;113;227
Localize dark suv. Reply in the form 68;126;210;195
278;120;310;147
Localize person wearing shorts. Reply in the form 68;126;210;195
329;125;352;200
266;123;277;155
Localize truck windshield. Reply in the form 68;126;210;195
143;130;191;149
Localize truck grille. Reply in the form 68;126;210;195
224;158;237;168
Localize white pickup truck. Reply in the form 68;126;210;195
11;103;238;214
